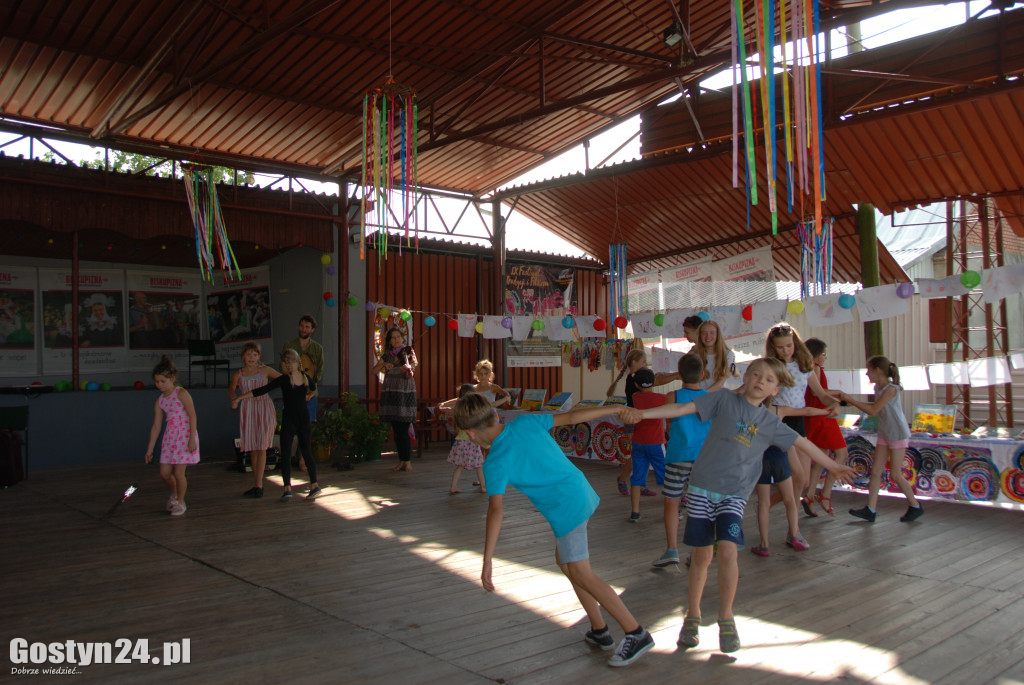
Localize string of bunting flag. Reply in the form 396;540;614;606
339;262;1024;339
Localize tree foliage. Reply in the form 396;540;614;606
40;148;254;185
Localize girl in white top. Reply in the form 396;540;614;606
473;360;510;408
694;320;736;392
764;322;839;515
835;356;923;523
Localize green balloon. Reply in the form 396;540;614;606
531;319;545;331
960;270;981;289
654;313;665;326
400;310;412;321
100;383;111;391
347;296;358;306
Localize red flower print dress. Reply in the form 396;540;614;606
159;387;201;464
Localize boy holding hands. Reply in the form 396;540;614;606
638;358;855;652
628;368;667;523
454;394;654;668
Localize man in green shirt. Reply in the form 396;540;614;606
282;314;324;422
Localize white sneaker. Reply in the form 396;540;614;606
166;495;178;511
170;502;187;517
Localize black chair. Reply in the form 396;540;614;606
0;405;29;480
187;339;230;388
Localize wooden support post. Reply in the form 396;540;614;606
492;200;506;387
856;204;883;357
72;231;80;391
338;191;349;393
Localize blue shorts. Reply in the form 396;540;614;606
630;442;666;486
555;520;590;564
683;489;747;548
662;461;694;499
758;445;792;485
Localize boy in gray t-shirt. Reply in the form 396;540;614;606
639;358;855;654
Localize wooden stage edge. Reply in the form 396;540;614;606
3;446;1023;684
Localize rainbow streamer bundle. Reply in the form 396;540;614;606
797;215;833;298
608;243;628;322
360;78;418;263
732;0;826;234
182;164;240;283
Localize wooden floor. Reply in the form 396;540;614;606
4;448;1024;685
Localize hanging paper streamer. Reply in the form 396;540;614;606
797;215;833;299
182;164;241;283
360;77;418;263
608;243;628;324
731;0;826;233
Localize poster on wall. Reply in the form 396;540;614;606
505;264;576;367
661;259;713;310
40;268;126;374
0;267;38;376
126;271;203;371
207;268;272;362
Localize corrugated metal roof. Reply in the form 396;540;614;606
497;9;1024;282
0;0;926;194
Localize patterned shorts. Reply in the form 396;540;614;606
662;462;694;499
683;489;747;548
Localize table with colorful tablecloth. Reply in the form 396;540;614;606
841;429;1024;506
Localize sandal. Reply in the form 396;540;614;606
718;619;741;653
800;496;819;517
814;491;835;516
751;545;770;557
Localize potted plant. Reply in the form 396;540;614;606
311;406;346;463
331;392;391;463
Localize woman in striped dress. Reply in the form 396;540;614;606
229;341;281;497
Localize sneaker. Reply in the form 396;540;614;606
718;619;741;653
786;535;810;552
306;485;322;501
617;480;629;496
608;629;654;667
584;627;615;651
628;512;642;523
652;549;680;567
751;545;770;557
169;502;187;517
849;506;876;522
640;487;657;497
678;616;701;647
900;504;924;522
244;487;263;498
165;495;178;511
280;490;293;501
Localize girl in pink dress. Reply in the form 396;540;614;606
228;341;281;498
145;356;200;517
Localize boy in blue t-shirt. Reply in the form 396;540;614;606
639;358;855;654
652;353;711;568
454;393;655;668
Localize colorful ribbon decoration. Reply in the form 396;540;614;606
732;0;826;234
797;215;833;298
609;243;628;323
360;78;418;264
182;164;240;283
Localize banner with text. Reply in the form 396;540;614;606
126;271;203;371
0;266;38;376
208;268;273;364
40;268;126;374
505;264;576;367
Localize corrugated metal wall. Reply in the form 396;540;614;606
365;248;605;406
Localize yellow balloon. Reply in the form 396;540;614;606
378;308;389;318
475;322;484;334
320;254;332;265
787;300;805;314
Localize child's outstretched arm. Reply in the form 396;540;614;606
144;401;163;463
775;405;836;419
638;401;698;420
837;385;896;416
481;494;504;592
793;437;856;484
552;404;630;427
